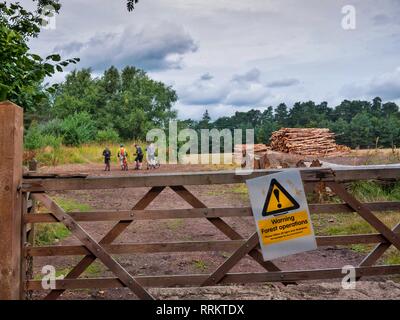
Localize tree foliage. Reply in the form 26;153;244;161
126;0;139;12
0;1;79;109
27;66;178;142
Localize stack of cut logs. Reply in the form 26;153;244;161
270;128;350;156
234;144;270;155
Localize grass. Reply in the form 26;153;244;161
310;180;400;265
206;183;249;200
352;148;400;165
35;141;145;166
35;197;91;246
82;262;104;277
192;259;207;271
34;262;104;281
34;267;71;280
34;224;71;246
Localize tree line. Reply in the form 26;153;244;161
23;65;400;150
183;97;400;149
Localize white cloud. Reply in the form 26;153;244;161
180;68;272;107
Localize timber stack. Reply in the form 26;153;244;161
234;144;270;155
270;128;350;156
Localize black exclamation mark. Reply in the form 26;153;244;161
274;189;282;208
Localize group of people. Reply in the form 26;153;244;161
102;142;158;171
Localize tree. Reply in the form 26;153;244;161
349;112;375;148
274;103;288;128
382;102;399;118
371;97;382;117
51;66;177;140
198;110;211;129
0;1;79;110
256;107;278;143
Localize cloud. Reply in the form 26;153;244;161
232;68;261;83
180;68;271;107
367;68;400;99
224;83;270;106
373;14;393;26
200;73;213;81
267;78;300;88
342;68;400;100
54;23;198;71
179;78;229;105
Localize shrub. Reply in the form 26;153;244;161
39;118;64;136
96;128;120;143
61;112;96;146
42;135;63;165
24;122;46;150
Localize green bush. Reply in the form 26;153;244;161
39;118;64;136
96;128;120;143
61;111;96;146
24;122;45;150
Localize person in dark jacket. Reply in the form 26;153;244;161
102;147;111;171
134;144;144;170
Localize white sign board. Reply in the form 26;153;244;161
246;170;317;261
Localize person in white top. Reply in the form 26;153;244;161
146;142;157;169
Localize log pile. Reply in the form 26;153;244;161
234;144;270;155
270;128;350;156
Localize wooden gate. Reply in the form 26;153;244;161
20;167;400;300
1;101;400;300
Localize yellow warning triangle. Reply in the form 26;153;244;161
262;179;300;216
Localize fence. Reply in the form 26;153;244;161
1;101;400;300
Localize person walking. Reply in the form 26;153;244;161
146;141;156;169
102;147;111;171
117;144;129;171
134;144;144;170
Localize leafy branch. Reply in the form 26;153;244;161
127;0;139;12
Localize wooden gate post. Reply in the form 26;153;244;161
0;101;24;300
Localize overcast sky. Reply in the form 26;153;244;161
25;0;400;120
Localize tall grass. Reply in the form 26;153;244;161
35;141;144;166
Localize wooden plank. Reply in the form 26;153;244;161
26;233;397;257
32;193;155;300
43;186;164;300
20;194;28;299
22;167;400;192
24;201;400;224
0;101;23;300
24;207;251;223
26;240;247;256
328;182;400;251
26;265;400;290
202;232;260;286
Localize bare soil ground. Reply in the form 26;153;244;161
31;158;400;300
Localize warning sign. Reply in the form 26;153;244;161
258;211;312;245
246;170;317;261
262;179;300;216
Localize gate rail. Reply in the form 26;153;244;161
22;168;400;300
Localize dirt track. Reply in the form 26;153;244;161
32;163;399;300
